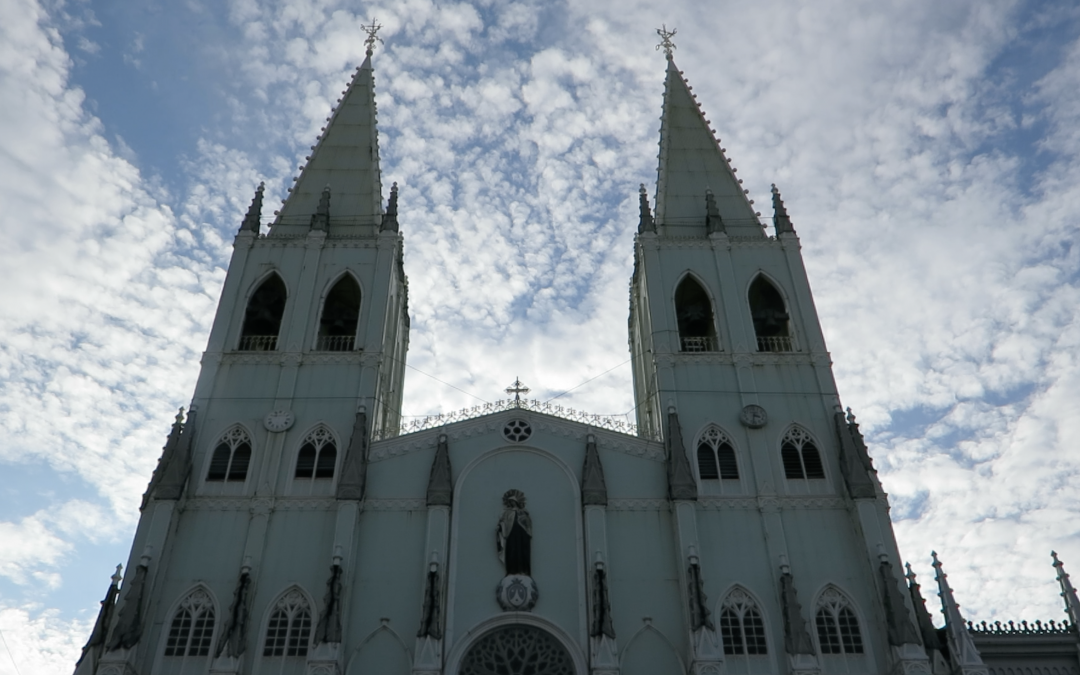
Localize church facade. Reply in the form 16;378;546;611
73;37;1080;675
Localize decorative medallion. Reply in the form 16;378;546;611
263;409;295;432
503;419;532;443
496;574;539;612
739;404;767;429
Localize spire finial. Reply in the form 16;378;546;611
505;377;530;403
240;182;265;234
771;183;795;235
1053;551;1080;625
655;25;677;58
174;407;185;425
381;182;399;232
638;184;655;233
362;18;384;56
111;564;123;586
705;189;724;234
311;184;331;231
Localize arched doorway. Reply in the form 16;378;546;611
459;624;576;675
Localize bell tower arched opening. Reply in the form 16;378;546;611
675;276;718;352
748;276;792;352
239;274;286;351
317;275;361;351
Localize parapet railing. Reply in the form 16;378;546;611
681;336;719;352
237;335;278;351
967;619;1076;635
315;335;356;351
756;335;797;352
372;398;658;442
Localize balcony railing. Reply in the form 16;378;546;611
756;335;796;352
681;336;719;352
237;335;278;351
316;335;356;351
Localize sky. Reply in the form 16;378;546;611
1;0;1080;671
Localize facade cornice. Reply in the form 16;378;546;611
605;496;847;511
659;351;832;367
210;351;368;366
652;236;782;250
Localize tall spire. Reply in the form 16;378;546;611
771;183;795;235
1052;551;1080;626
272;48;384;234
240;182;264;234
931;552;986;670
654;54;761;236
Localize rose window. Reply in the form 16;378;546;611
459;625;574;675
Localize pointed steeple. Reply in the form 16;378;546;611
1052;551;1080;626
272;53;384;234
665;406;697;500
931;552;986;669
655;57;762;237
771;183;795;235
240;182;264;234
381;181;399;232
75;565;123;672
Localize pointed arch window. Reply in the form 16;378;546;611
748;276;794;352
317;275;361;351
206;427;252;482
696;426;738;480
294;427;337;481
815;588;864;655
781;426;825;480
719;588;767;655
675;276;719;352
263;590;312;657
164;589;215;657
239;274;286;351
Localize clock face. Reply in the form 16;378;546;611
740;404;768;429
264;409;295;432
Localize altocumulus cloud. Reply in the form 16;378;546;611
3;0;1080;670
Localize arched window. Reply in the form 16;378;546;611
748;276;793;352
697;426;739;480
239;274;286;351
781;426;825;480
460;625;574;675
719;588;767;655
675;276;718;352
164;588;215;658
815;588;864;655
317;275;361;351
206;427;252;482
294;427;337;481
263;589;312;658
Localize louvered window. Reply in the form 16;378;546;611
206;427;252;482
696;426;739;481
781;426;825;480
293;427;337;480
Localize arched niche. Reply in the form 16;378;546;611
239;273;287;351
317;274;361;351
674;275;718;352
446;444;585;650
747;275;792;352
346;623;411;675
620;622;684;675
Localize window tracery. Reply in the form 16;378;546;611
815;587;864;655
263;589;312;657
294;426;337;480
697;426;739;480
781;426;825;480
164;589;215;657
459;625;574;675
719;588;767;655
206;426;252;482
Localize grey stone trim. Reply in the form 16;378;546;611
215;351;367;366
362;498;427;511
607;499;670;511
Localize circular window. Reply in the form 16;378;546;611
459;625;574;675
503;420;532;443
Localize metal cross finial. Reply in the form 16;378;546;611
505;377;530;403
362;18;384;55
656;24;677;58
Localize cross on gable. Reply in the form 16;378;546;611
505;377;530;402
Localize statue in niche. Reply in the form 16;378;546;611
497;489;532;576
495;489;539;612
